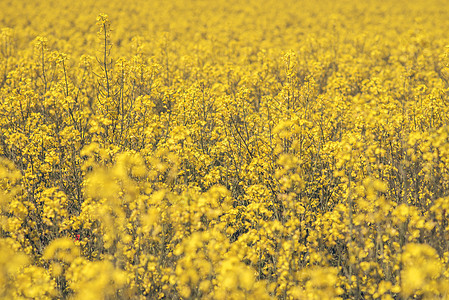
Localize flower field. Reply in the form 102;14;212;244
2;0;449;298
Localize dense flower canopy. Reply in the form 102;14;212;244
1;0;449;299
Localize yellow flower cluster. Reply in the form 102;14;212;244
1;0;449;298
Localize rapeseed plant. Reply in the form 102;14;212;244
1;0;449;298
